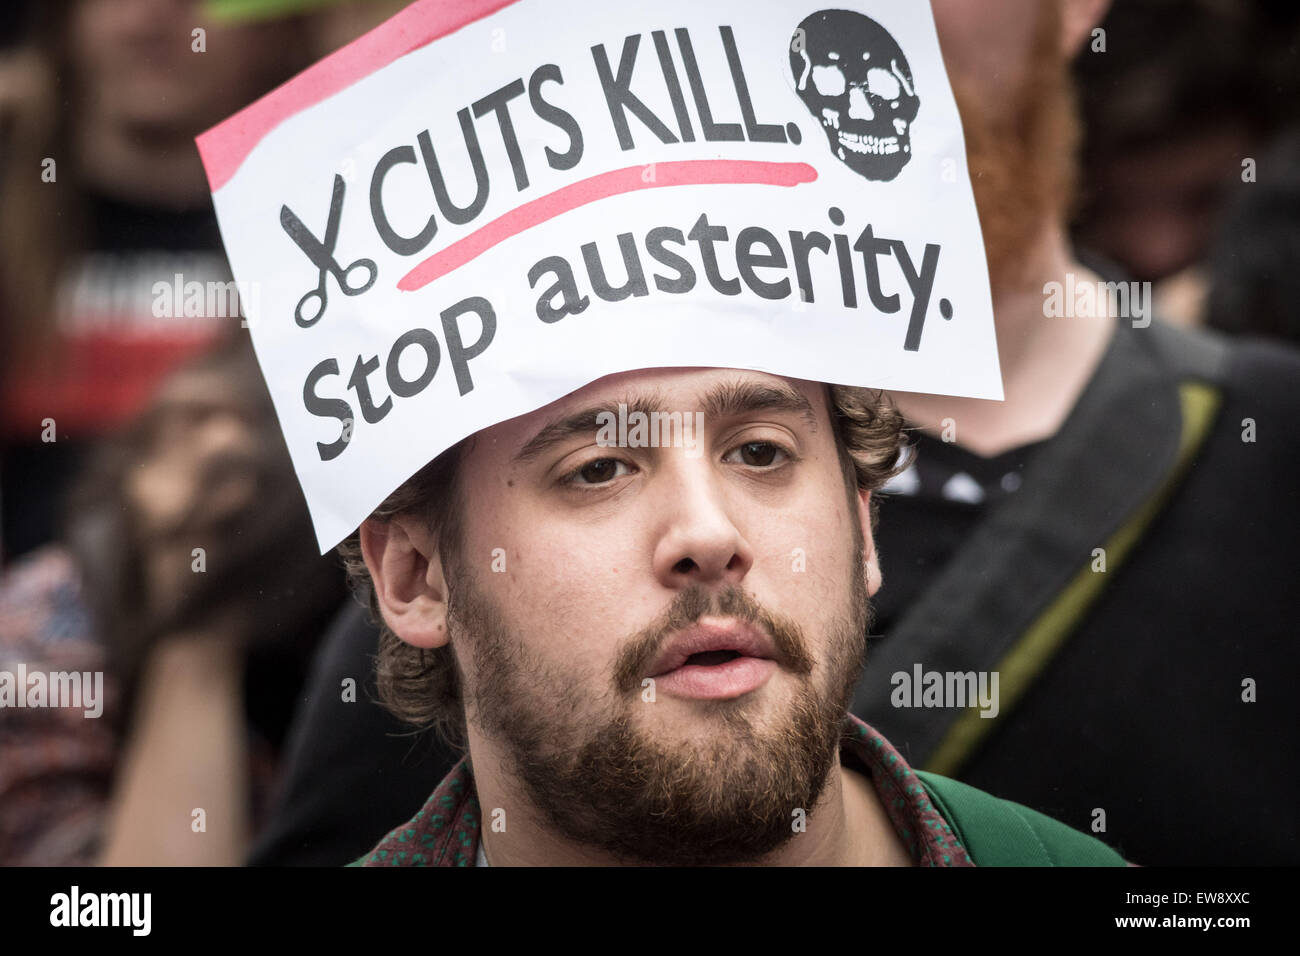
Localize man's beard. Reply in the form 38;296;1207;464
952;4;1079;293
446;549;871;866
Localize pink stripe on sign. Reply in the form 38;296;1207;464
397;160;819;292
196;0;520;192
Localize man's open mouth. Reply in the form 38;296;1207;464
648;623;779;699
680;650;744;667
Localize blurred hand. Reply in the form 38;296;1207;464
66;338;345;675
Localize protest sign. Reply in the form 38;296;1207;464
197;0;1000;552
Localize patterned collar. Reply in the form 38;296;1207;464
352;713;973;867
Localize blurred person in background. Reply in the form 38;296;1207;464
0;333;346;865
1070;0;1300;325
0;0;310;562
858;0;1299;865
249;0;1299;867
0;0;375;866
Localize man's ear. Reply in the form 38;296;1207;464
1060;0;1111;59
359;515;450;649
856;488;883;598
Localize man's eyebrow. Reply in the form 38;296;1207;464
699;379;817;431
512;394;665;464
511;378;817;465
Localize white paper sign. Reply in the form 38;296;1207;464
197;0;1000;553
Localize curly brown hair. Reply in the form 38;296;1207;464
336;383;907;753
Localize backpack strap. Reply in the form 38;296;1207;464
853;321;1228;776
915;770;1127;867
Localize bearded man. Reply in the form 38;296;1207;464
346;368;1121;866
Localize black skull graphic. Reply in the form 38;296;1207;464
790;9;920;181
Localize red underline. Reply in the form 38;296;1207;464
396;159;818;292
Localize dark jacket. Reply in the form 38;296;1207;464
856;319;1300;865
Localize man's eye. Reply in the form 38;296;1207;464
562;457;631;486
724;441;789;467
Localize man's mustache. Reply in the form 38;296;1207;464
613;584;815;694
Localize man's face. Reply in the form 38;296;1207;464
438;368;877;865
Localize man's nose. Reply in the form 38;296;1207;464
650;462;754;590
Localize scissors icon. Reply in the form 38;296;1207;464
280;174;377;328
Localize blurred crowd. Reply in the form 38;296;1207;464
0;0;1297;867
0;0;406;866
